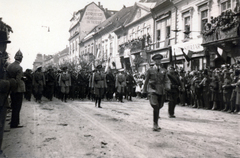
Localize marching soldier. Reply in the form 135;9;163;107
92;65;107;108
115;69;126;103
143;54;170;132
59;66;71;102
23;69;33;101
126;71;136;101
77;69;87;100
167;66;181;118
45;66;55;101
0;19;13;156
32;66;46;103
106;68;115;100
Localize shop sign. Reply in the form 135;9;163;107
172;38;204;56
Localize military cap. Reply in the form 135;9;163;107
14;49;23;60
96;65;102;69
152;54;163;61
149;62;155;66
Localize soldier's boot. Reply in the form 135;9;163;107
222;103;229;111
228;101;234;113
98;99;102;108
95;99;97;107
153;122;161;131
212;102;218;110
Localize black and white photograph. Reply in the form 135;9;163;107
0;0;240;157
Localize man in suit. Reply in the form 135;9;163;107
92;65;107;108
143;54;170;132
7;50;25;128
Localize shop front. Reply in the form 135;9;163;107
172;38;205;71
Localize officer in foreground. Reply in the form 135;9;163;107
143;54;170;132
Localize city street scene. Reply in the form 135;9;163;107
1;0;240;158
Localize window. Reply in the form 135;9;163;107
184;16;191;38
201;10;208;31
166;18;171;38
221;0;231;12
137;9;141;18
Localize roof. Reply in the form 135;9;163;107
84;6;134;38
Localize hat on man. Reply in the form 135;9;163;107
0;18;13;43
14;49;23;60
152;54;163;61
149;62;155;66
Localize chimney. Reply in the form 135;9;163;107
101;5;103;8
98;2;100;7
105;8;108;12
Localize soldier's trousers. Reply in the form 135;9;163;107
10;92;23;127
168;91;178;116
148;93;165;124
0;105;7;150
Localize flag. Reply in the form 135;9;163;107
180;48;191;62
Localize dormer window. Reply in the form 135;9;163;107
137;9;141;18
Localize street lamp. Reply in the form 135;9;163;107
42;26;50;32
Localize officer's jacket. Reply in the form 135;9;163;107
7;60;25;93
92;71;107;89
167;72;181;93
59;72;71;87
143;66;170;95
115;73;126;88
106;72;115;86
33;71;46;87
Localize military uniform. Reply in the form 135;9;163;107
126;72;136;101
23;69;33;101
167;67;181;117
106;69;115;100
45;67;55;101
32;66;46;103
115;69;126;102
143;54;170;131
59;67;71;102
7;50;25;128
92;65;107;108
0;20;13;155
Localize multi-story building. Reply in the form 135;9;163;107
58;46;70;66
69;2;116;63
42;54;54;70
32;54;43;71
201;0;240;68
114;1;157;73
79;5;134;70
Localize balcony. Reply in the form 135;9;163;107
202;9;240;46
